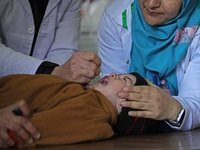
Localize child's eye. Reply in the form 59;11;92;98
122;78;126;81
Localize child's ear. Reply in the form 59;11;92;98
116;103;122;114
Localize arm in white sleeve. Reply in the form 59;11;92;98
0;43;43;77
168;33;200;130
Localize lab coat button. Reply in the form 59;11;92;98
28;28;34;34
126;60;130;64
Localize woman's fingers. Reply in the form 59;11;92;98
0;100;41;147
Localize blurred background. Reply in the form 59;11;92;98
80;0;113;54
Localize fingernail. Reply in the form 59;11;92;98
121;102;126;106
98;68;103;74
28;138;33;144
35;133;41;139
118;92;124;98
128;112;134;116
123;87;129;92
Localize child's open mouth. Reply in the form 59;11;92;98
99;76;109;85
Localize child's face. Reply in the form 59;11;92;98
139;0;182;25
88;73;136;114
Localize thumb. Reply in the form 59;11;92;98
145;79;158;87
13;100;31;117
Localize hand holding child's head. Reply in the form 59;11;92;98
87;72;138;114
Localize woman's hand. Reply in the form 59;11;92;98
0;100;40;148
118;79;182;121
51;52;101;84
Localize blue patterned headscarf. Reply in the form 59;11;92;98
129;0;200;95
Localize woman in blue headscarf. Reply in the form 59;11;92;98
98;0;200;131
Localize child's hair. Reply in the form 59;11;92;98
114;72;171;135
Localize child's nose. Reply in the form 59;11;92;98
110;72;117;79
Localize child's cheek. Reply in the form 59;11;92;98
111;81;126;94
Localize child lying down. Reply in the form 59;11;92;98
0;72;170;148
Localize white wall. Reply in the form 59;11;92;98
80;0;112;54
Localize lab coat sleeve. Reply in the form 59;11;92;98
0;42;43;76
169;32;200;131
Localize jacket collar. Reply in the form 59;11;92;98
19;0;61;19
